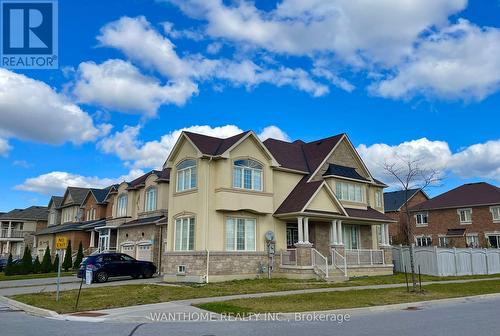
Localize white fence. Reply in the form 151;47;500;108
393;246;500;276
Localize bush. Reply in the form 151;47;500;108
20;246;33;275
73;241;84;269
52;254;60;272
41;246;52;273
62;240;73;272
4;253;14;276
32;256;41;274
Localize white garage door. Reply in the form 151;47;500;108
121;244;135;257
136;244;152;262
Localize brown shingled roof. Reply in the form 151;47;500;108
184;131;251;156
275;178;323;214
127;168;171;190
411;182;500;211
345;207;394;221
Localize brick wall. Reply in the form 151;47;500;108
117;224;164;266
83;195;107;221
55;231;90;252
388;191;429;244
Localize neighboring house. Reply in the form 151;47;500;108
162;130;394;282
0;206;48;259
410;182;500;248
102;170;169;266
384;189;429;244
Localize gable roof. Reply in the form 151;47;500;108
126;168;171;190
61;187;91;207
0;206;48;221
88;186;114;204
384;188;422;212
411;182;500;211
323;163;370;181
184;131;251;156
48;196;63;208
275;178;323;214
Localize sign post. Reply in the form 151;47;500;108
55;237;68;302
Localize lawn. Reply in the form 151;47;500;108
0;272;75;282
10;273;500;313
197;279;500;315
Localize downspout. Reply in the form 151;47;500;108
158;223;163;276
205;157;213;283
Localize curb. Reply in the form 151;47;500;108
0;295;59;318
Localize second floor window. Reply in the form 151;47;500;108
458;208;472;224
375;191;382;207
416;213;428;226
336;181;364;203
117;194;128;217
145;187;157;212
176;159;197;192
491;206;500;221
87;208;96;221
233;159;263;191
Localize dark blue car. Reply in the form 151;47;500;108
77;253;156;283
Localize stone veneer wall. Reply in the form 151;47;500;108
117;224;166;267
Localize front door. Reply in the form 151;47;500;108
343;224;359;249
286;223;299;248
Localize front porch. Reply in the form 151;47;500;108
279;215;393;280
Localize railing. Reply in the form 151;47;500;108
312;248;328;279
331;249;348;277
280;249;297;266
95;246;117;254
345;249;385;265
0;230;25;238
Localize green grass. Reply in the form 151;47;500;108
10;273;500;314
197;279;500;314
0;272;75;282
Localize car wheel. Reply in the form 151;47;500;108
95;271;108;283
142;268;154;279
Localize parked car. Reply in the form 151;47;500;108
0;258;6;272
77;253;156;283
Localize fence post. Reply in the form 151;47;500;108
485;248;489;275
400;245;405;273
470;248;474;275
434;246;440;276
453;247;458;276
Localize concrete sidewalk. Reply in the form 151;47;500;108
0;276;79;289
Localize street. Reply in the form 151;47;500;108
1;295;498;336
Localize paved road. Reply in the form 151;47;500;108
1;295;499;336
0;276;163;296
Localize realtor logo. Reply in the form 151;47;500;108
1;0;58;69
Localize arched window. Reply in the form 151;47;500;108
176;159;197;192
232;159;263;191
117;194;128;217
145;187;157;212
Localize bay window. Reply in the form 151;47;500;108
226;217;256;251
175;217;195;251
176;159;197;192
336;181;364;202
233;159;263;191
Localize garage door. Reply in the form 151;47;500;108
136;244;152;262
121;244;135;257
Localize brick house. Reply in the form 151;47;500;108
384;189;429;244
410;182;500;248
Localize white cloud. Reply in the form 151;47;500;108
161;21;205;41
0;68;109;145
371;20;500;100
357;137;500;184
98;124;289;169
97;16;327;97
73;59;198;116
0;138;11;156
15;170;144;196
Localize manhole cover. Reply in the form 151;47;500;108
69;312;108;317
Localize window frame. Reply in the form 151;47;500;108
457;208;472;224
438;236;449;247
225;217;257;251
374;190;382;208
415;212;429;227
174;217;195;251
490;206;500;222
176;159;197;193
466;234;479;248
232;159;263;192
335;181;365;203
144;186;157;212
117;194;128;217
415;235;432;247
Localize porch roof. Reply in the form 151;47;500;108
119;215;167;228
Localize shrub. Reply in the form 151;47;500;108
52;254;60;273
32;256;41;274
41;246;52;273
20;246;33;275
73;241;84;269
4;253;14;276
62;240;73;271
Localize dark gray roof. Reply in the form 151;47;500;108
88;186;115;204
384;189;421;212
49;196;63;208
36;219;104;235
120;215;166;228
323;163;369;181
0;206;48;221
61;187;91;207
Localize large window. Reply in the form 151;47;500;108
375;191;382;208
466;235;479;248
458;208;472;224
415;212;428;226
488;235;500;248
226;218;256;251
415;236;432;247
117;194;128;217
145;187;157;212
232;159;263;191
87;208;96;221
175;217;195;251
176;159;197;192
336;181;364;203
491;206;500;222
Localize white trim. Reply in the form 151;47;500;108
457;208;472;225
220;131;280;167
490;206;500;222
301;181;348;216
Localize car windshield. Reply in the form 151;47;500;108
120;254;135;261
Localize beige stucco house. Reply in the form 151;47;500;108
161;130;395;282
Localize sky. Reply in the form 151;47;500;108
0;0;499;211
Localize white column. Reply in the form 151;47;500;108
303;217;310;243
380;224;386;246
89;231;95;248
7;221;12;238
384;224;390;246
330;220;338;245
337;220;344;245
297;217;304;243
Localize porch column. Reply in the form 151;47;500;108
330;220;338;245
337;220;344;246
297;217;304;243
7;221;12;238
384;224;390;246
89;231;95;248
303;217;310;244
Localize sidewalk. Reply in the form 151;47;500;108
0;276;79;289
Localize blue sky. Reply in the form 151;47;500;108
0;0;499;211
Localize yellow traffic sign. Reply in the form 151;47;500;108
55;237;68;249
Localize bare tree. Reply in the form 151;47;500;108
383;155;440;291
